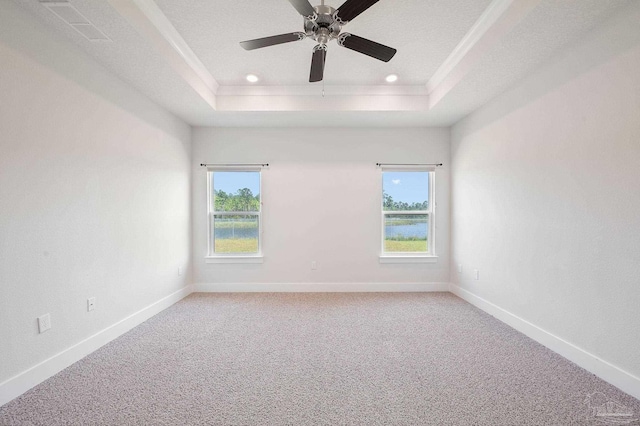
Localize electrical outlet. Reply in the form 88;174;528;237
457;264;463;273
87;297;96;312
474;269;480;280
311;261;317;270
38;313;51;334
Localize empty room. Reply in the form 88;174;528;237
1;0;639;424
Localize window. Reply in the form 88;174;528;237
207;170;262;259
381;169;435;260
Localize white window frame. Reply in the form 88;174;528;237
206;167;263;264
379;166;437;263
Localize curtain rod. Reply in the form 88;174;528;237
376;163;443;167
200;163;269;167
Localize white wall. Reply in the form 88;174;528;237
451;3;640;382
193;127;450;287
0;2;191;386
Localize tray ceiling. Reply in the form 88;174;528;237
10;0;637;127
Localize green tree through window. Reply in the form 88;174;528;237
215;188;260;212
382;171;431;254
209;171;261;255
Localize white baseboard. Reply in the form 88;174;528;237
449;283;640;401
0;285;194;407
5;283;637;408
195;282;450;293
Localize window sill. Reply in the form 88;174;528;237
379;255;438;264
206;256;264;264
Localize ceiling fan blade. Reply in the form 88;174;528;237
288;0;315;17
309;46;327;83
338;33;396;62
335;0;380;23
240;32;305;50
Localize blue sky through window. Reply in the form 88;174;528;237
213;172;260;196
383;172;429;204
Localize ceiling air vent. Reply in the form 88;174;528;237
40;1;110;41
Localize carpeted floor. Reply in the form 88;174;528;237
1;293;639;425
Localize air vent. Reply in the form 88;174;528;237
40;1;110;41
44;2;88;24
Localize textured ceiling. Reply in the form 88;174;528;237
8;0;639;127
11;0;215;125
154;0;492;86
429;0;636;124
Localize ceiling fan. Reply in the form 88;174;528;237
240;0;397;83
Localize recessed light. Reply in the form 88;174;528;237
385;74;398;83
246;74;259;83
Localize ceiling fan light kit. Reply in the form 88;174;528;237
240;0;397;83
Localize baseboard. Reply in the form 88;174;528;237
6;283;636;407
195;282;450;293
0;285;194;407
449;283;640;401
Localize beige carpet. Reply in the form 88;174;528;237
1;292;638;425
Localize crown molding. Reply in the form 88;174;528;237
215;94;429;112
426;0;542;108
108;0;218;109
216;85;429;97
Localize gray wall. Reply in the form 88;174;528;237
0;2;192;385
450;4;640;380
192;127;450;286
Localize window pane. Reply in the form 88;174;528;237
384;214;428;253
212;172;260;212
213;215;259;254
382;171;429;211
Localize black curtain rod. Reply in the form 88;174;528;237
376;163;443;167
200;163;269;167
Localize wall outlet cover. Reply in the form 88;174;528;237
38;313;51;333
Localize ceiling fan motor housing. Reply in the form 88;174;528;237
304;5;343;46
